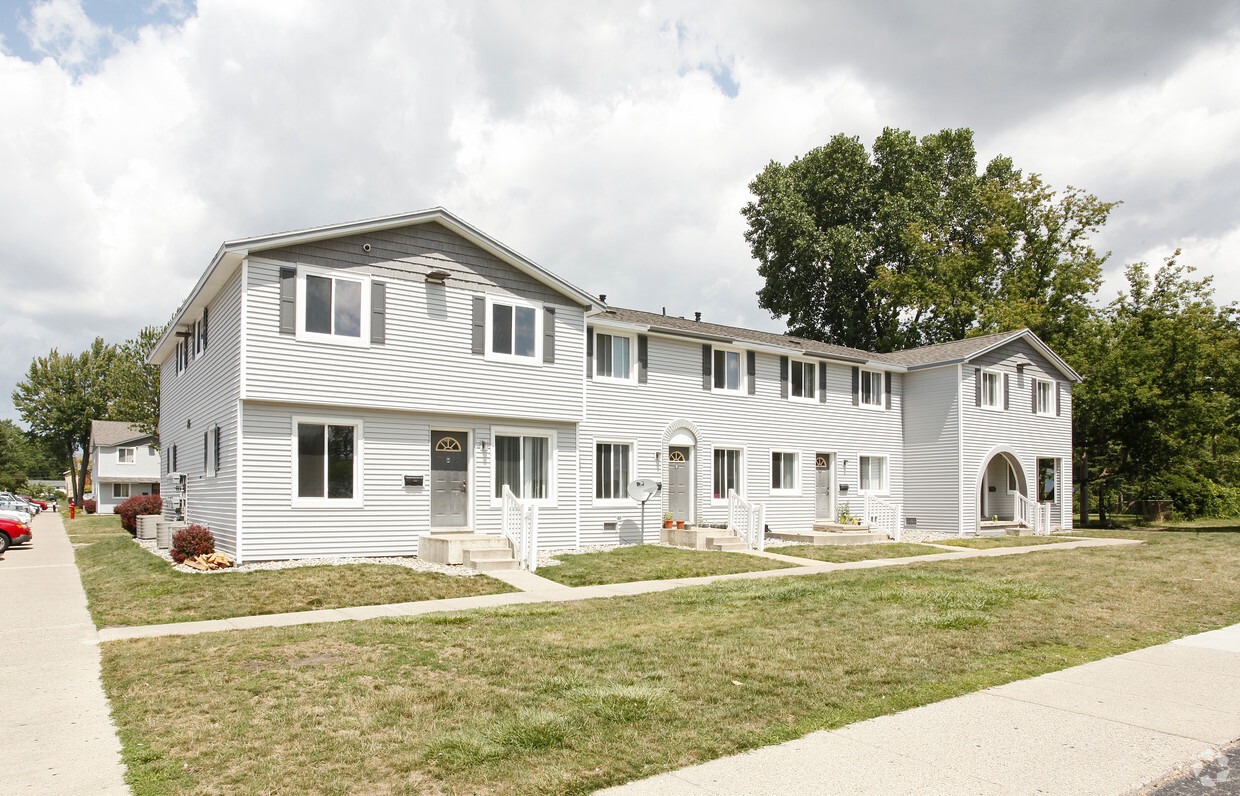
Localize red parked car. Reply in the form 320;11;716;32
0;516;31;553
21;497;49;511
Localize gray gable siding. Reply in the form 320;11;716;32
961;337;1074;532
243;258;586;424
579;327;905;543
256;221;575;306
157;264;244;555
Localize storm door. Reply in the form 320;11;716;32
667;446;692;523
431;431;469;528
815;453;834;520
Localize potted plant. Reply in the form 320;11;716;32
676;519;686;530
663;513;674;529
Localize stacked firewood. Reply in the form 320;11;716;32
181;552;234;571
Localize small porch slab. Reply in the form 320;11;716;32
417;532;519;571
769;529;891;546
660;526;748;552
976;521;1032;538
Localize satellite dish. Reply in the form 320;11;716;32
628;479;661;503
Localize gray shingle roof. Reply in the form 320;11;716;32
89;420;154;448
876;330;1027;367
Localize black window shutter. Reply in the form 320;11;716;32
779;356;789;399
1003;373;1010;410
885;371;892;409
370;282;386;345
701;345;712;391
637;334;648;384
278;267;296;334
543;307;556;363
471;295;486;355
1056;383;1062;416
586;329;594;379
746;351;756;395
1032;380;1038;413
819;362;827;403
851;367;860;406
974;368;982;406
202;306;209;350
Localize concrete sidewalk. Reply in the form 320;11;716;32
97;536;1139;642
596;624;1240;796
1;511;129;794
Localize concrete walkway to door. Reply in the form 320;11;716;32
1;510;130;794
596;623;1240;795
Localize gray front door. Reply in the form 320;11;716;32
431;431;468;528
815;453;833;520
668;446;692;523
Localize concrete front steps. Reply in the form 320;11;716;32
417;532;519;571
975;521;1032;537
660;525;749;552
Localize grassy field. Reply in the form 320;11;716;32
100;525;1240;795
773;542;943;562
68;514;515;627
932;536;1075;549
536;544;791;586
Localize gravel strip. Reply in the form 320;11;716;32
132;536;483;576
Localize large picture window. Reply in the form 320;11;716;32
791;361;816;400
595;333;632;380
495;433;550;500
771;451;798;492
297;421;357;500
595;442;632;500
859;455;887;492
305;274;363;338
713;349;742;391
713;447;742;498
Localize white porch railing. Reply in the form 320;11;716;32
501;485;538;571
1015;493;1053;536
727;489;766;551
838;495;903;541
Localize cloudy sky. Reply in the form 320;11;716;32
1;0;1238;423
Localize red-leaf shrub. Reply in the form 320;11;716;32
83;499;97;514
171;524;215;564
114;494;164;533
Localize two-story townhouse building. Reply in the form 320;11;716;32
88;420;160;513
150;208;1079;563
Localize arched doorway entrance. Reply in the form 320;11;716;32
977;449;1029;528
662;421;700;525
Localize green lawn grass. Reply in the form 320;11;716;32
70;515;515;627
772;542;942;562
536;544;791;586
933;536;1075;549
100;524;1240;795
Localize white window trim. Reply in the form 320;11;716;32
485;295;544;365
593;330;637;383
857;453;890;495
117;447;136;465
1034;378;1056;416
980;368;1004;411
592;438;638;506
294;263;372;348
711;347;746;394
489;425;557;507
204;425;218;478
1006;462;1019;495
858;368;886;410
769;449;801;495
290;415;364;509
788;359;818;403
710;444;746;505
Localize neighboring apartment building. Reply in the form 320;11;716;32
88;420;160;513
150;209;1078;563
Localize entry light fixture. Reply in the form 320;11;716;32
425;269;451;284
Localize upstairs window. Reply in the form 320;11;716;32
117;448;135;464
790;360;816;400
306;274;362;338
1034;379;1055;415
487;297;541;361
980;370;1002;408
713;349;742;391
860;369;884;407
595;332;632;380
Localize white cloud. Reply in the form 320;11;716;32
20;0;113;68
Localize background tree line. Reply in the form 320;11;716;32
743;127;1240;524
7;326;162;501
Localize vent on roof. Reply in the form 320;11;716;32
694;312;701;322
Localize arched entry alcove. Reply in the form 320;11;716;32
662;420;701;524
974;448;1029;530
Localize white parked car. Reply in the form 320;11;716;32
0;507;32;525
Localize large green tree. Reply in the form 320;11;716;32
1069;255;1240;522
12;338;120;502
742;127;1116;352
108;325;163;435
0;420;64;492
